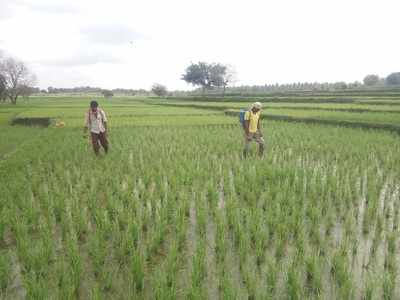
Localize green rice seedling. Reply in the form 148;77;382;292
39;224;54;263
215;211;227;264
191;238;206;286
14;220;31;270
56;257;75;299
384;250;396;276
128;219;140;250
331;249;352;299
187;237;206;299
370;224;382;259
294;227;305;260
90;282;105;300
53;193;67;225
382;272;395;300
218;267;237;300
0;250;10;292
265;257;278;298
195;194;207;237
187;286;204;300
344;209;355;239
176;206;187;251
153;267;176;300
286;263;303;300
24;271;49;299
351;238;359;258
66;235;82;295
71;205;88;242
206;182;219;214
237;228;250;272
130;249;145;293
0;208;7;245
113;230;129;264
147;220;166;260
305;255;323;297
60;210;72;243
94;208;113;241
392;200;399;231
387;231;396;255
98;264;116;294
275;237;286;262
242;264;257;300
255;237;266;268
165;241;179;289
24;238;52;281
88;232;107;278
363;273;377;300
322;217;337;246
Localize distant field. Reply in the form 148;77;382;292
1;96;400;299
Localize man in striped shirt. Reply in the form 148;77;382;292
84;100;109;155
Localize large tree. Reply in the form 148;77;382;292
101;89;114;98
363;74;380;86
151;83;168;97
385;72;400;86
182;62;231;94
0;74;6;102
219;65;237;96
0;56;36;104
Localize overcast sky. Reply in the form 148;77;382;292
0;0;398;90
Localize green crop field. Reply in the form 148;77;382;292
1;96;400;299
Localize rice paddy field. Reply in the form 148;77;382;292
1;95;400;299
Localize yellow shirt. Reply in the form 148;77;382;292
245;111;260;133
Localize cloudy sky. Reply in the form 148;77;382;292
0;0;398;90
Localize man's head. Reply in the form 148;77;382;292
251;102;262;113
90;100;98;112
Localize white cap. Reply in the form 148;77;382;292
251;102;262;109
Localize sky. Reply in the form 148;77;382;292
0;0;399;90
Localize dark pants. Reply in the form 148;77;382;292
91;132;108;155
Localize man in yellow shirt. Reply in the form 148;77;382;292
243;102;264;158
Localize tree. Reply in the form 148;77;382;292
385;72;400;86
0;56;36;104
333;82;347;90
19;85;37;100
363;74;380;86
0;52;7;102
101;89;114;98
151;83;168;97
0;74;6;102
220;65;237;97
182;62;228;94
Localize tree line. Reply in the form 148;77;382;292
45;86;167;97
3;52;400;104
182;62;400;96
